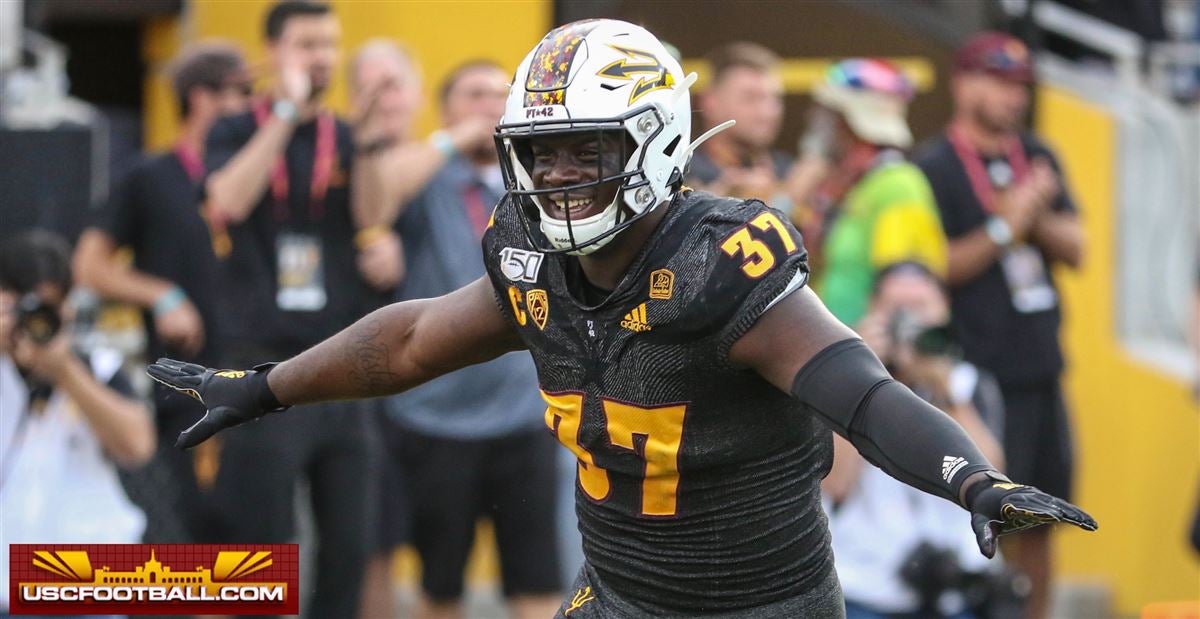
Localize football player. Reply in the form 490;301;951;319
151;20;1096;617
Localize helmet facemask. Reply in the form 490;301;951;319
496;104;677;256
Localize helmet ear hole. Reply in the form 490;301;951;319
662;135;681;158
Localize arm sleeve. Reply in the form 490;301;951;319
791;338;996;504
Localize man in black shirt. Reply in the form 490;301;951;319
200;2;382;616
915;32;1086;619
74;42;251;542
153;20;1096;618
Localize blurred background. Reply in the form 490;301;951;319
1;1;1197;618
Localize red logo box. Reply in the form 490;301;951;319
8;544;299;615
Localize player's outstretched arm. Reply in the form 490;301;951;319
729;286;1096;557
149;276;523;449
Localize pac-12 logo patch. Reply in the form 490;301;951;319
526;289;549;331
500;247;544;283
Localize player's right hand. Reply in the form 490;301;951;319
147;359;288;449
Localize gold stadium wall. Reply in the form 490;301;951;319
1035;85;1200;615
142;0;552;149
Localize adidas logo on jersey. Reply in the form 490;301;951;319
942;455;968;483
620;303;652;332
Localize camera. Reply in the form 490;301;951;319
16;293;61;344
900;541;1029;618
887;309;957;357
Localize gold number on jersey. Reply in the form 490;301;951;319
541;391;690;516
603;400;688;516
543;391;610;502
721;228;774;278
720;212;798;278
751;212;798;254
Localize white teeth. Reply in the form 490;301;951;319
551;198;593;213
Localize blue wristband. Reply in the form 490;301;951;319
153;286;186;317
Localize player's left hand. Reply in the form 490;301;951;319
968;473;1097;558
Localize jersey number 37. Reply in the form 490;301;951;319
719;211;798;278
542;390;688;517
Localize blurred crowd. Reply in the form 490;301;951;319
3;1;1196;618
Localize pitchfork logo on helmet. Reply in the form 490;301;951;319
496;19;709;256
598;46;676;105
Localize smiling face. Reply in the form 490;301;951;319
524;130;631;222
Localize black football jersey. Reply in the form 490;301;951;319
482;190;835;613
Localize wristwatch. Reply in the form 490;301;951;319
984;216;1013;248
272;99;299;122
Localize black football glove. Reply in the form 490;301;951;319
147;358;289;449
967;471;1098;558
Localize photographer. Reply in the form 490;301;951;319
824;262;1011;619
0;230;155;612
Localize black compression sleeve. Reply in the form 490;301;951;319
791;338;995;504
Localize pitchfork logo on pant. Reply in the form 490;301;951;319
9;544;299;615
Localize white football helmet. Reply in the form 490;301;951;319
495;19;702;255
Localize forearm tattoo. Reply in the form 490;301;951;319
345;317;400;395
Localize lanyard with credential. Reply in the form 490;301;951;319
179;141;237;258
253;98;337;223
947;123;1029;214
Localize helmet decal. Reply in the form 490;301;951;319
523;20;601;107
597;45;677;105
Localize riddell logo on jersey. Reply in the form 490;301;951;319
8;544;298;615
620;303;652;332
